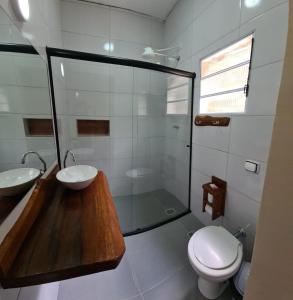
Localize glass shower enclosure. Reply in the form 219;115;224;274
47;48;195;235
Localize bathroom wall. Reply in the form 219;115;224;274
0;8;56;172
0;0;62;56
245;4;293;298
164;0;289;258
0;51;56;171
52;0;168;197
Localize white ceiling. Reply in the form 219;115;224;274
80;0;179;20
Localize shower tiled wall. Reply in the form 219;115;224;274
51;0;170;197
164;0;289;258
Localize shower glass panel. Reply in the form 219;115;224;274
50;54;193;235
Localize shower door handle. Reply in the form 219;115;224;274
186;145;190;148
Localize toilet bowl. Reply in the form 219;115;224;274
188;226;243;299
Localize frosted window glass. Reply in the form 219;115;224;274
200;91;246;114
200;35;253;114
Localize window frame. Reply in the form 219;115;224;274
198;33;255;115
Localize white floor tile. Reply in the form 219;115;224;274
57;256;139;300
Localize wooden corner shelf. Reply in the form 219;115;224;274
0;168;125;288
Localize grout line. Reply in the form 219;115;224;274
192;142;269;163
167;1;288;70
141;263;189;296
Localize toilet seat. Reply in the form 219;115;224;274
188;226;243;282
193;226;241;270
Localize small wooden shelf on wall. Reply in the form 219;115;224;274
194;115;230;127
202;176;227;220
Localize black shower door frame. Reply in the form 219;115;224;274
46;47;196;236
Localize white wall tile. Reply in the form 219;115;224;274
165;0;195;45
193;125;231;152
0;54;16;85
227;154;266;202
66;90;110;117
110;158;132;179
0;139;27;163
245;61;284;115
229;116;274;162
223;188;261;259
110;8;151;44
70;138;111;161
61;0;110;38
0;115;24;138
111;93;133;116
111;40;146;61
134;69;150;95
110;66;133;93
241;0;288;24
192;145;228;179
224;189;260;229
111;138;132;159
62;31;109;55
193;0;241;53
0;86;51;115
240;3;289;68
14;55;48;87
65;61;110;92
111;117;133;138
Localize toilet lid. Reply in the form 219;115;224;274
192;226;241;270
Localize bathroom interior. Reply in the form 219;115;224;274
0;0;291;299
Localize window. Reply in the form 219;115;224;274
200;35;253;114
166;75;189;115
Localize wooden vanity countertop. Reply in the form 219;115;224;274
0;169;125;288
0;196;22;226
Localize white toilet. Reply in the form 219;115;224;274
188;226;243;299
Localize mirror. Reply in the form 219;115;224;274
0;7;56;225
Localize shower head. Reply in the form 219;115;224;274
142;46;181;64
142;47;156;59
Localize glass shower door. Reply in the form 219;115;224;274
49;54;193;235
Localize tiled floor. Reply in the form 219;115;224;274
114;189;188;234
57;215;235;300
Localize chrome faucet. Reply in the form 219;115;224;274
21;151;47;174
63;150;76;168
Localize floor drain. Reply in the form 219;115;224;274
165;208;177;216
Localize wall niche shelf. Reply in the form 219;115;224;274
194;115;230;127
23;118;54;136
77;119;110;136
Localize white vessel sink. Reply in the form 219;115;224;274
0;168;41;197
56;165;98;190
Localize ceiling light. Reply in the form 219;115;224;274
104;42;114;52
11;0;30;22
60;63;65;77
244;0;261;8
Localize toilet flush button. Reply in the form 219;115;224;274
244;161;259;173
